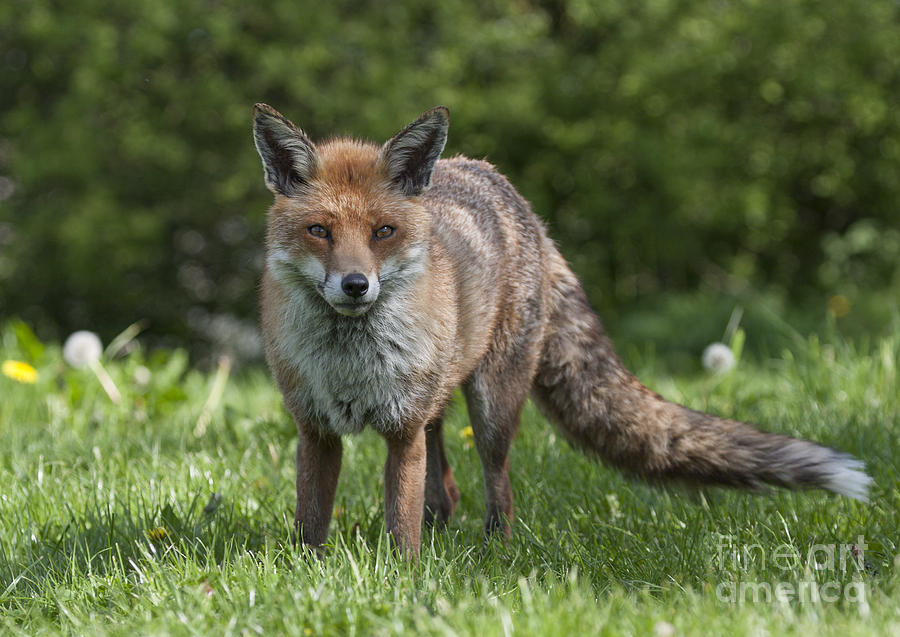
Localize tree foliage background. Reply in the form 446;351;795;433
2;0;899;358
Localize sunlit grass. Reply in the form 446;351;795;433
0;320;897;635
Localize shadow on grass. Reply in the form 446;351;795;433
0;491;290;602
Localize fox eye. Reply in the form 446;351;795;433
308;225;329;239
374;225;394;239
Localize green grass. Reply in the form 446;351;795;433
1;320;897;635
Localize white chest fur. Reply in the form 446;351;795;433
270;287;439;435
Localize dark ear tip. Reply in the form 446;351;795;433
253;103;281;120
427;106;449;122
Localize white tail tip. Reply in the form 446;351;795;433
822;456;873;502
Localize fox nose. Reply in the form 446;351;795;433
341;273;369;298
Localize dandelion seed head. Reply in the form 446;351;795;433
63;331;103;368
654;621;676;637
134;365;151;386
702;342;735;374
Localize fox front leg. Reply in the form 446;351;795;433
383;426;427;558
294;424;343;549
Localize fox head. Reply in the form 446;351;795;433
253;104;449;317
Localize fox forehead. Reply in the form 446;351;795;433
268;138;419;226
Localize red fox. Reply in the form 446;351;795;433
252;104;871;557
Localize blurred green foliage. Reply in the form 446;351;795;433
1;0;899;353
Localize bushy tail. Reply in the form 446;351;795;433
531;251;871;501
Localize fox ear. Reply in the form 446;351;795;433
252;103;318;196
378;106;449;196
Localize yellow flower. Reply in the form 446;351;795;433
460;425;474;449
146;527;168;541
2;360;38;384
828;294;851;318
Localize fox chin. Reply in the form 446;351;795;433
251;103;871;559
